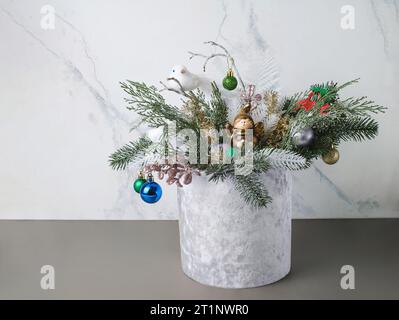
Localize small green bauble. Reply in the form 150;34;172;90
133;178;147;193
223;69;238;91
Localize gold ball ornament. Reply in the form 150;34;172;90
322;146;340;165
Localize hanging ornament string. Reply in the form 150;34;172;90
226;54;231;71
188;41;246;91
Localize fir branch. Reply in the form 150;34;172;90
109;137;152;170
283;114;380;160
206;164;235;183
312;79;360;107
283;90;309;113
335;78;360;91
336;97;387;116
206;148;272;183
251;153;271;173
232;174;272;209
256;148;310;170
285;79;360;114
310;81;337;92
313;79;359;100
331;116;379;142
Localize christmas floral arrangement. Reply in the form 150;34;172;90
109;41;386;208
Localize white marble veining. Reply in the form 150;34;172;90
0;0;398;219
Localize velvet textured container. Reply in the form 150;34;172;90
177;169;292;288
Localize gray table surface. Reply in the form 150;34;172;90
0;219;398;299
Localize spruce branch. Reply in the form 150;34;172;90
336;97;387;116
206;162;273;208
284;79;361;115
332;116;379;142
283;91;309;113
251;153;271;173
232;174;272;209
109;137;152;170
206;149;273;185
256;148;310;170
206;164;235;183
282;113;380;160
335;78;360;90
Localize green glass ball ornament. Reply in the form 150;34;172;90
223;69;238;91
133;173;147;193
133;178;147;193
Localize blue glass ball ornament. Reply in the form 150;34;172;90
140;175;162;204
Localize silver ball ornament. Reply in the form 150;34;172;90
292;128;314;147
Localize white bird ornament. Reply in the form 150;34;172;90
167;65;209;92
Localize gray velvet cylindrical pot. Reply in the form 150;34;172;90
177;169;292;289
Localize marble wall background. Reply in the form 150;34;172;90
0;0;398;219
